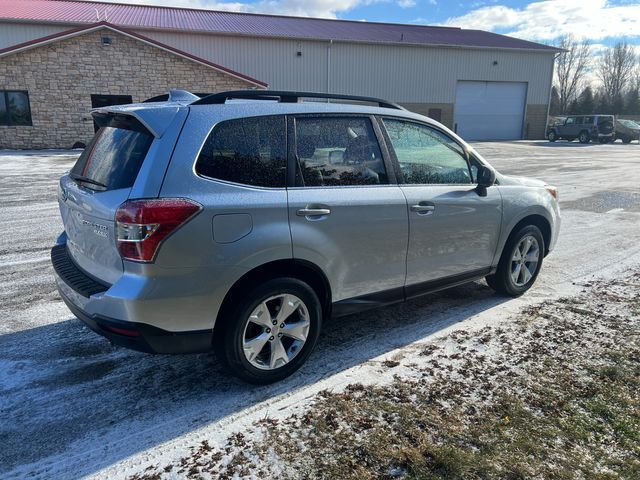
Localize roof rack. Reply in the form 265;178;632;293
190;90;406;110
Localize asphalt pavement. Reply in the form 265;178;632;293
0;141;639;479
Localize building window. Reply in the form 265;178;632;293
0;91;32;126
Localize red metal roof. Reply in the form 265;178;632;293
0;0;559;51
0;21;268;87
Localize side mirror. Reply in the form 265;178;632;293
476;165;496;188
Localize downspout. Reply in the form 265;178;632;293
326;39;333;98
544;53;559;139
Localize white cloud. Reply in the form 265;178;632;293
397;0;416;7
442;0;640;42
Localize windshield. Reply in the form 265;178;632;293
70;115;153;191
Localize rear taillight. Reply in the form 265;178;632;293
115;198;202;262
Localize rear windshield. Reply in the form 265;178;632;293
71;114;154;191
597;116;614;125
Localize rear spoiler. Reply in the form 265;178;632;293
91;103;183;138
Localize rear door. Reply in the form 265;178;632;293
59;114;154;284
287;115;408;303
380;117;502;292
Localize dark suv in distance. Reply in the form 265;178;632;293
547;114;615;143
52;90;560;383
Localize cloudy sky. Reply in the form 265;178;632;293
93;0;640;48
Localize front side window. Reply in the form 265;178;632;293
565;117;576;125
196;115;286;188
0;91;32;126
295;116;387;187
383;119;471;185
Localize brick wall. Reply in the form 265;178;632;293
0;29;258;149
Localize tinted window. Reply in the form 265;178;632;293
295;117;387;187
196;116;286;188
565;117;576;125
71;116;153;191
0;91;32;126
383;119;471;185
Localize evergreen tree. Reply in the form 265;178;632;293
576;86;595;114
624;87;640;115
567;99;580;114
611;94;625;115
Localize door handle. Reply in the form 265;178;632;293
297;207;331;217
410;204;435;214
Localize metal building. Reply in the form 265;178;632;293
0;0;559;148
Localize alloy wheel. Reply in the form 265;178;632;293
242;294;310;370
510;235;540;287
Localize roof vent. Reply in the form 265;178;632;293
101;36;112;46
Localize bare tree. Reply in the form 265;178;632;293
554;35;592;114
597;41;638;102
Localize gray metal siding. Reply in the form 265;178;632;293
0;21;554;105
0;22;70;49
138;30;554;105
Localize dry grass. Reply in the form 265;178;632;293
131;273;640;480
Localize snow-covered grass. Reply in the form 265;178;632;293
129;272;640;479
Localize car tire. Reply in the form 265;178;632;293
213;277;322;384
578;131;590;143
622;136;631;144
486;225;544;297
547;130;557;142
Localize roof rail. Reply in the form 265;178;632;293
190;90;406;110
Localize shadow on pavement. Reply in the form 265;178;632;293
0;281;509;478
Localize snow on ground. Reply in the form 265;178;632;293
0;142;639;479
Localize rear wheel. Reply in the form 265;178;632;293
622;136;631;144
578;131;590;144
486;225;544;297
214;277;322;384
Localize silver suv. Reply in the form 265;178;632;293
52;90;560;383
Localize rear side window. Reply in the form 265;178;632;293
196;115;286;188
295;116;387;187
71;114;153;191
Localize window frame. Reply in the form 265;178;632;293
377;116;474;187
194;114;289;190
287;113;398;189
0;90;33;127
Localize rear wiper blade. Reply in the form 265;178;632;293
69;173;107;189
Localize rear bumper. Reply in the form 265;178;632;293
52;242;213;354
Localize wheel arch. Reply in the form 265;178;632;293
214;259;332;334
506;214;552;258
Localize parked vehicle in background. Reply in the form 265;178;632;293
615;119;640;144
51;89;560;384
547;114;615;143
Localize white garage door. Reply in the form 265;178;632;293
454;81;527;141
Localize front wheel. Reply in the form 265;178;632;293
214;278;322;384
547;130;557;142
486;225;544;297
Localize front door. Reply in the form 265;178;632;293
380;117;502;292
90;94;133;132
287;115;408;304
